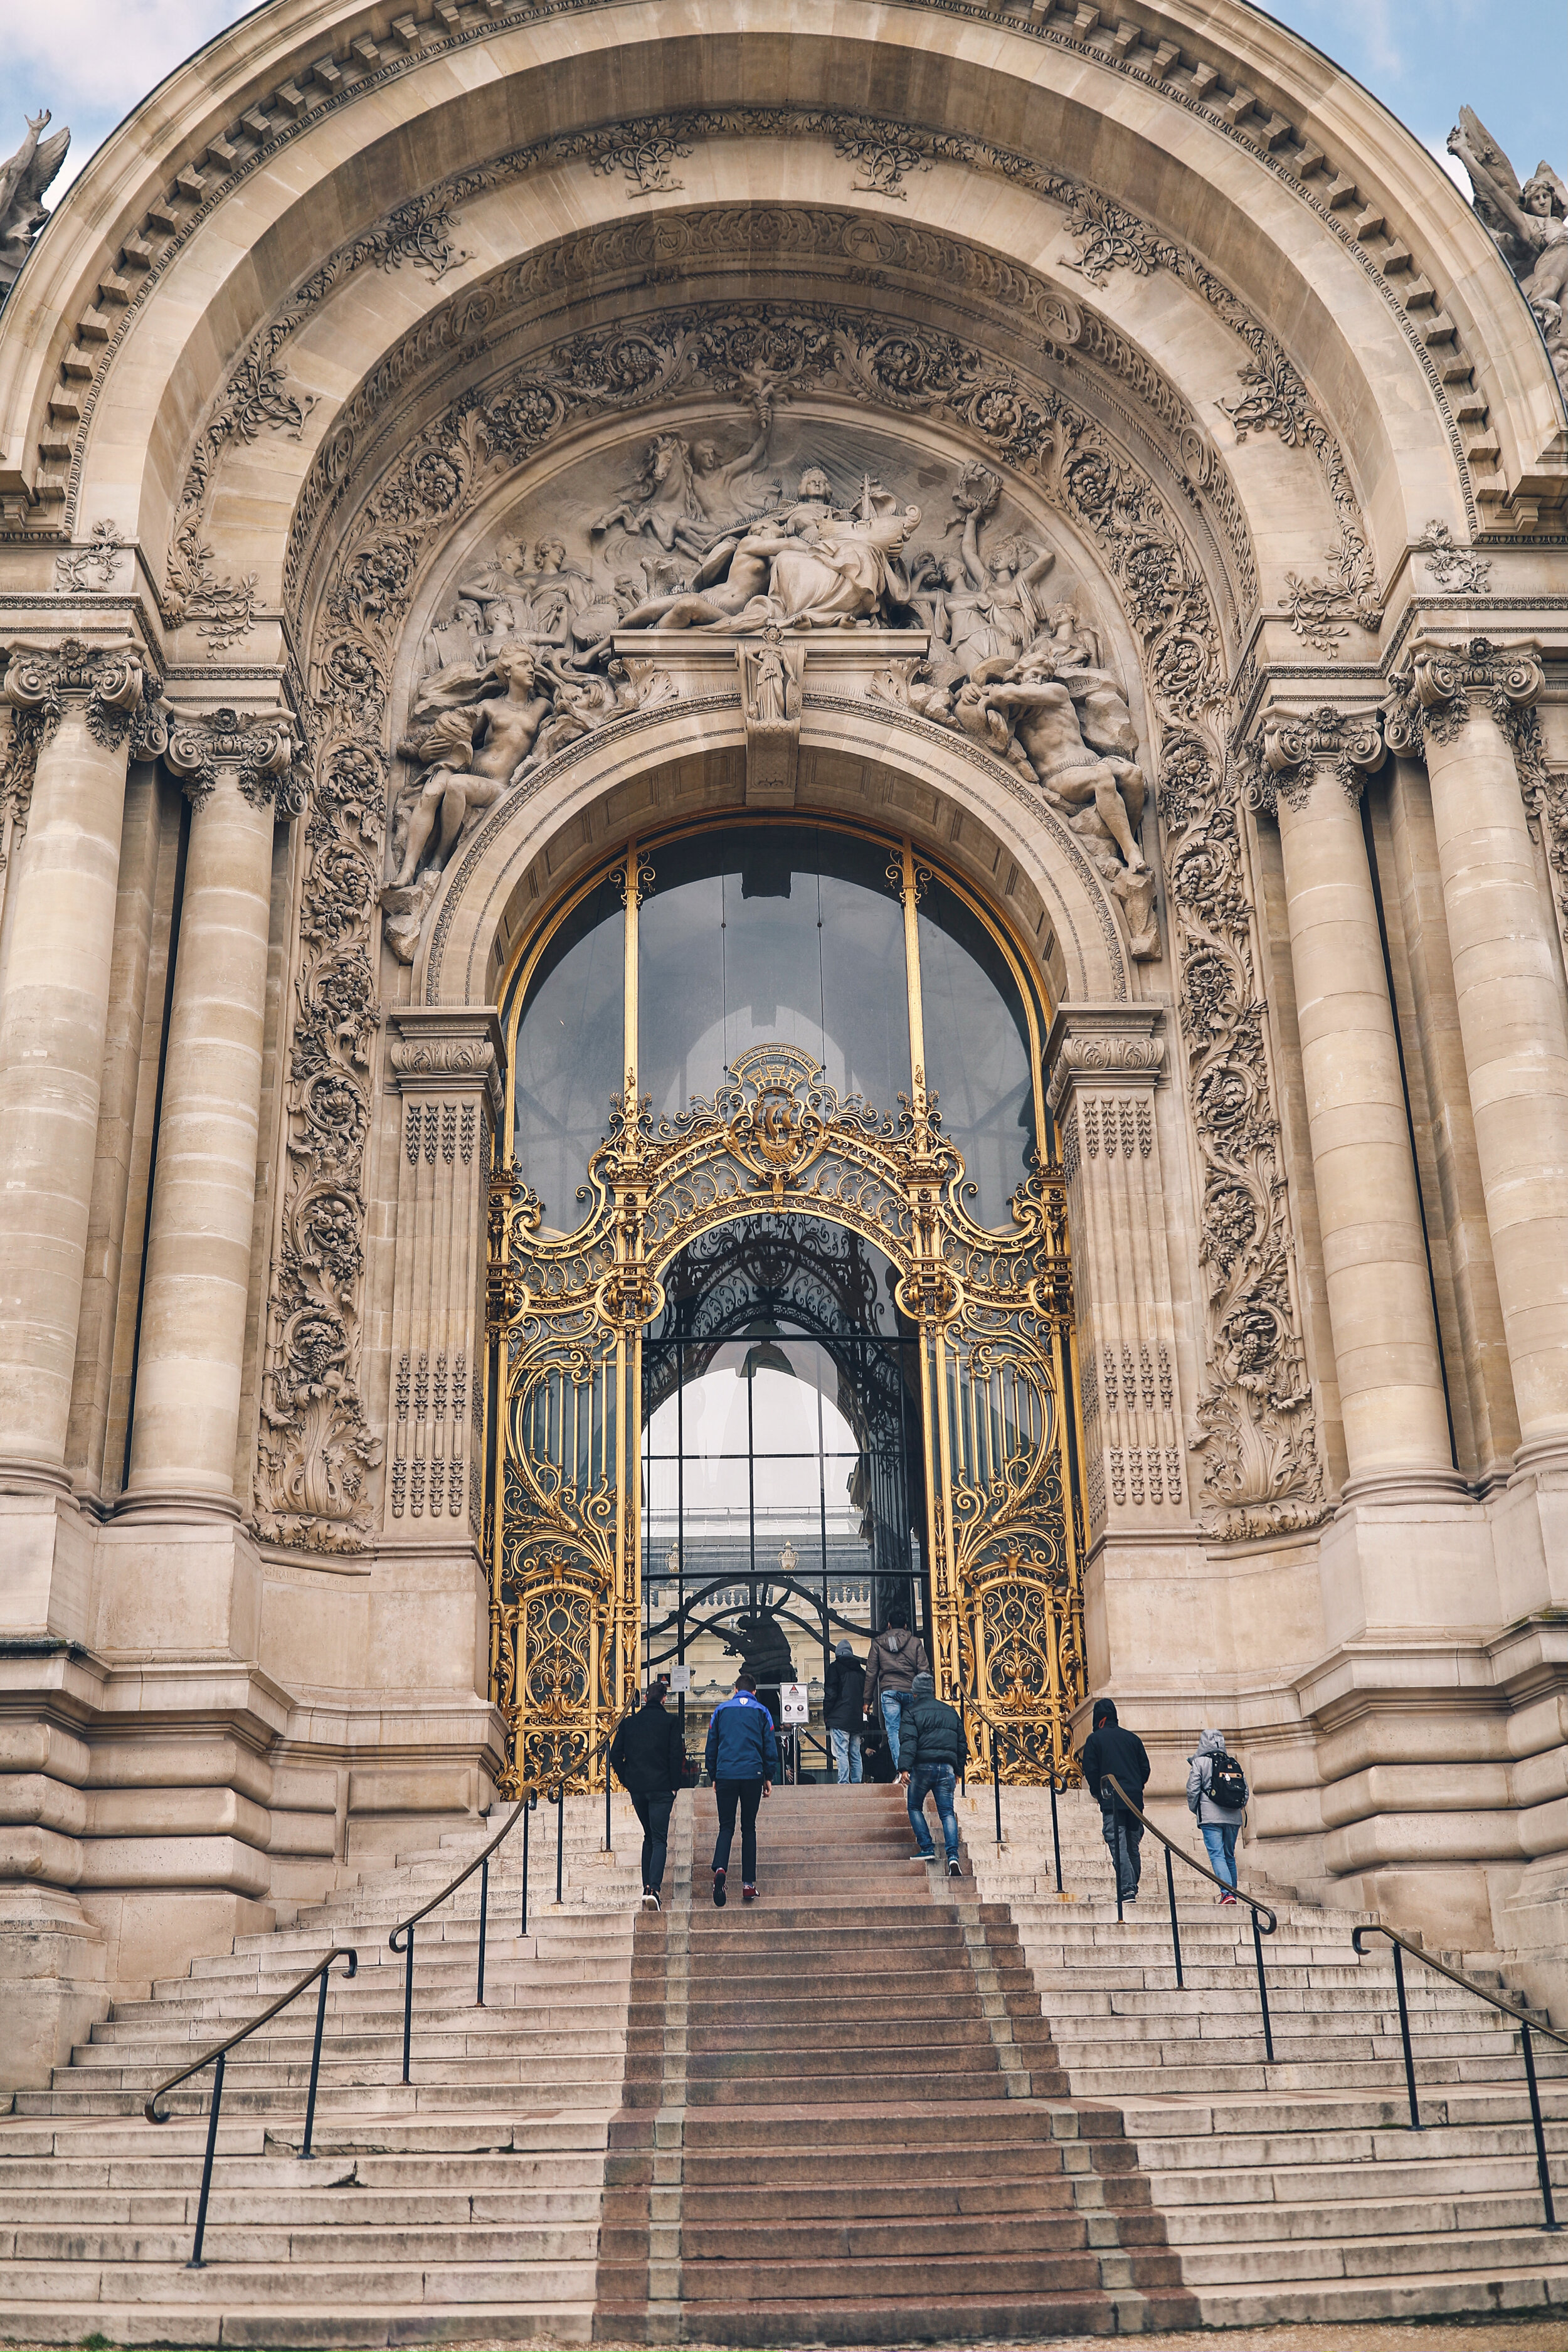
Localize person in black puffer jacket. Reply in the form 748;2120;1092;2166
822;1640;866;1784
1079;1697;1151;1907
897;1671;964;1877
609;1680;687;1912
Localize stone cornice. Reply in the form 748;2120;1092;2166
386;1006;506;1127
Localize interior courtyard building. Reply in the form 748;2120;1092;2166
1;0;1567;2323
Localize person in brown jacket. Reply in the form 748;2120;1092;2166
862;1607;930;1771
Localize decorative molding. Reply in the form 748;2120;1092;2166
1044;1007;1165;1116
1;634;149;750
1245;702;1387;816
1413;519;1492;596
53;519;127;593
162;703;304;812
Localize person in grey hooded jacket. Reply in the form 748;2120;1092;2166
1186;1727;1244;1901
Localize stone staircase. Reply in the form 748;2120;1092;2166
963;1779;1568;2329
1;1770;1566;2341
0;1792;644;2344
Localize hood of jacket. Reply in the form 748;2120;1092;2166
1193;1728;1226;1760
1092;1698;1119;1730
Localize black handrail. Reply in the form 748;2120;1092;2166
1352;1921;1567;2228
968;1701;1066;1897
388;1711;630;2085
145;1944;358;2266
1106;1773;1278;2060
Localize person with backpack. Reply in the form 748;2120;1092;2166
1186;1728;1247;1903
898;1670;964;1877
1078;1697;1151;1907
862;1607;929;1771
609;1677;687;1914
822;1638;866;1784
703;1667;778;1906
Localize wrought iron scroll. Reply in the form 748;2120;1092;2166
487;1039;1081;1793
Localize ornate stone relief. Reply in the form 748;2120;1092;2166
1383;630;1546;755
162;706;305;812
1;637;155;751
270;277;1327;1548
738;628;805;802
52;520;127;594
1413;519;1492;596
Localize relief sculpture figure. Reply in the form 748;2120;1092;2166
1449;107;1568;388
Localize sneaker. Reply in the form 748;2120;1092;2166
712;1867;726;1908
911;1849;937;1863
1221;1892;1237;1906
641;1891;661;1913
946;1860;962;1878
742;1883;758;1904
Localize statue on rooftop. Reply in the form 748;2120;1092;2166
0;110;71;300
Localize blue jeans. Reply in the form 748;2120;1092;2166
830;1729;862;1784
1202;1820;1238;1888
908;1763;960;1863
880;1691;906;1769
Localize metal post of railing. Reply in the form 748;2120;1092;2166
605;1759;613;1853
992;1730;1004;1847
1522;2024;1560;2230
300;1966;330;2161
958;1693;967;1793
1048;1764;1062;1895
1164;1845;1184;1990
1391;1941;1421;2129
555;1779;565;1906
476;1853;489;2008
1251;1905;1274;2063
187;2049;224;2268
520;1796;530;1937
400;1920;415;2085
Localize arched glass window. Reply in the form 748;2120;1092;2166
503;821;1049;1234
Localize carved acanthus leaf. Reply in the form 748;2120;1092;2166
1;636;147;748
163;705;304;812
1251;703;1386;815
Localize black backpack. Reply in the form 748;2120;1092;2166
1208;1751;1248;1810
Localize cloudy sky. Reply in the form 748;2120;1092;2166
0;0;1561;207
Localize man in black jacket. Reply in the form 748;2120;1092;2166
1079;1697;1150;1906
898;1670;964;1877
609;1679;686;1912
823;1640;866;1784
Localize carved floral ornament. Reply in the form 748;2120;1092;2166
162;705;307;813
1;635;156;752
1237;703;1388;817
1382;633;1546;755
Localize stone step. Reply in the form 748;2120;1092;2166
0;2302;597;2348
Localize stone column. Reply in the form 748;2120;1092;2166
1392;637;1568;1471
0;638;152;1483
123;709;297;1508
384;1008;504;1542
1044;1007;1187;1537
1258;706;1459;1498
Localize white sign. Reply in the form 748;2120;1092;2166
781;1681;808;1725
665;1664;692;1693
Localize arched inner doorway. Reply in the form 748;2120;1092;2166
487;817;1085;1790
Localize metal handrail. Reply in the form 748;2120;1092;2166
1352;1921;1566;2228
1106;1772;1278;2060
962;1694;1070;1894
144;1944;358;2267
387;1709;633;2083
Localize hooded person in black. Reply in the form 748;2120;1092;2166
609;1680;687;1912
1078;1698;1151;1906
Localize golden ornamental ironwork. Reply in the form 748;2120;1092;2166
485;829;1086;1793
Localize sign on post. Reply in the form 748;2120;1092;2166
781;1681;808;1725
665;1665;692;1693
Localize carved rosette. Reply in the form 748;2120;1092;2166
1248;703;1386;816
163;704;305;813
1046;1009;1185;1530
2;636;149;750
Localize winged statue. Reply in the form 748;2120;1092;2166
0;111;72;300
1448;107;1568;394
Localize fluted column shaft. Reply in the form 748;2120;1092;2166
0;641;147;1478
126;715;292;1505
1268;741;1454;1491
1404;640;1568;1463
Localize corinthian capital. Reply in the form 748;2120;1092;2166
1393;633;1545;751
163;703;304;815
1;634;149;750
1250;702;1385;815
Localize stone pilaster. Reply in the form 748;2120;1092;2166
1044;1006;1186;1535
123;706;300;1508
384;1007;504;1541
0;638;157;1491
1254;704;1459;1500
1387;637;1568;1476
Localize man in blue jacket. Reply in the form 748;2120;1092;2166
703;1668;778;1906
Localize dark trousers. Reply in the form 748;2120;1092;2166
1101;1793;1143;1899
631;1788;674;1895
712;1777;763;1882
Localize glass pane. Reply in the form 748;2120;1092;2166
512;876;623;1233
918;878;1037;1229
638;827;910;1116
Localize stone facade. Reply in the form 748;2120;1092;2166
0;0;1565;2089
